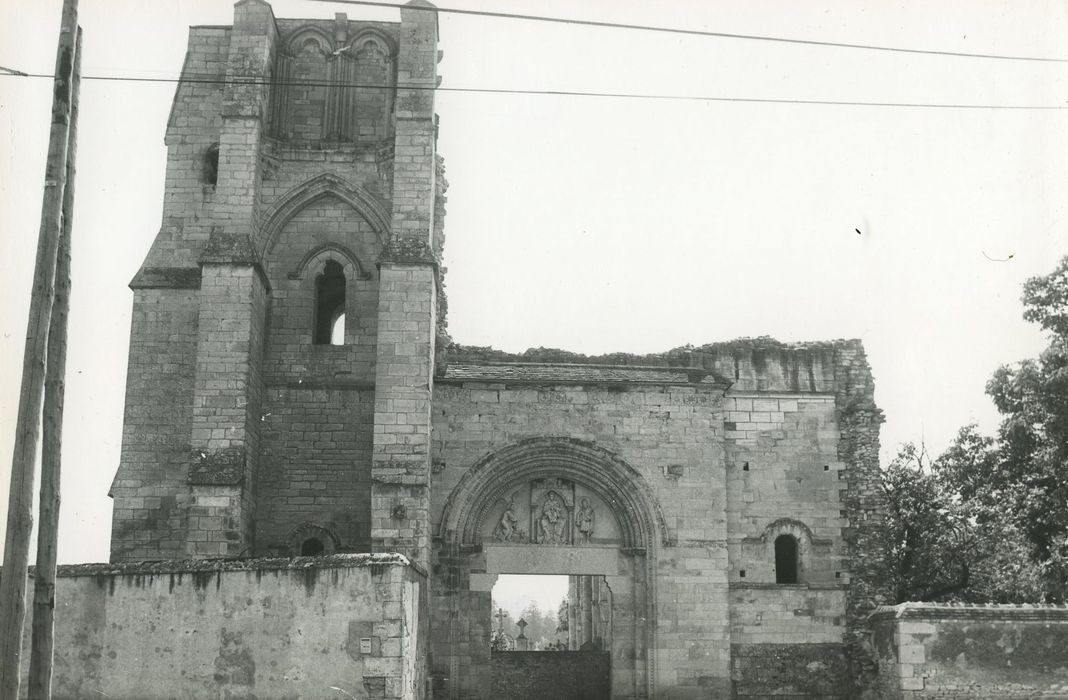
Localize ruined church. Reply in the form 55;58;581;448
44;1;894;698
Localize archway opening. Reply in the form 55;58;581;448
300;537;325;556
489;573;613;700
491;575;570;651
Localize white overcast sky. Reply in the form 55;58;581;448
1;1;1067;570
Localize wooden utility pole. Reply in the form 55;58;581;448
0;1;80;697
28;25;81;700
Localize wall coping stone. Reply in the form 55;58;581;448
869;601;1068;624
440;362;731;388
731;582;846;591
21;553;419;579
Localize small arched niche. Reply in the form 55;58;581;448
287;523;339;557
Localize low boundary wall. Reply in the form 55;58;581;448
869;602;1068;699
8;553;426;699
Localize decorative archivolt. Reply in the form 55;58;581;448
438;437;670;550
761;518;816;546
288;243;371;282
346;28;397;59
285;26;335;56
279;25;398;59
259;173;391;259
287;522;340;554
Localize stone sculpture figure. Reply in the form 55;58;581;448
576;497;595;543
493;495;522;542
538;492;568;544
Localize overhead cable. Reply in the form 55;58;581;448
309;0;1068;64
2;72;1065;110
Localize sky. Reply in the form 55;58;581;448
1;0;1066;578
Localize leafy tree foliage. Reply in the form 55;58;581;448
881;444;972;603
881;437;1046;603
882;256;1068;602
983;255;1068;600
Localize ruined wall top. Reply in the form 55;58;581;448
443;337;875;395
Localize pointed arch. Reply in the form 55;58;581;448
288;243;371;281
438;437;669;550
259;173;391;258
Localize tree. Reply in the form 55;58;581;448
880;443;973;602
881;439;1045;604
555;597;569;635
886;256;1068;603
979;256;1068;600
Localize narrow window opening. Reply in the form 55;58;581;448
314;260;346;345
300;537;325;556
774;534;799;584
331;312;345;345
202;143;220;186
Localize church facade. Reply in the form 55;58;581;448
99;1;888;697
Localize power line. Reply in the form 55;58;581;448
3;71;1065;111
310;0;1068;64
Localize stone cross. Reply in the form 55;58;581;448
515;618;529;650
495;607;509;633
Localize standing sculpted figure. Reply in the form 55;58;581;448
576;497;595;543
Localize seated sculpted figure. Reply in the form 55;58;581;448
538;493;567;544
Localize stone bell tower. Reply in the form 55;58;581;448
109;0;445;570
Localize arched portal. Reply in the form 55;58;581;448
434;438;666;700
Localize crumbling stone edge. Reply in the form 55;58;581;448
15;552;423;579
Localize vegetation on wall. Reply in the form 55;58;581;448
883;256;1068;603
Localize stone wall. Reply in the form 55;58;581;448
730;584;850;697
490;651;611;700
731;643;850;698
14;554;425;700
870;603;1068;699
724;393;846;586
257;386;376;555
109;288;199;561
730;584;846;644
431;377;732;698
